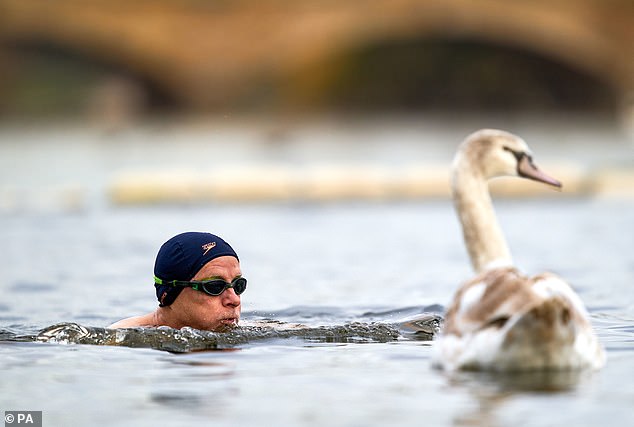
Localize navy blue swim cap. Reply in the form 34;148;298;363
154;232;239;307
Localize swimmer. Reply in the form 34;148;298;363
108;232;245;331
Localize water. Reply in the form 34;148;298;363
1;199;633;427
1;118;633;426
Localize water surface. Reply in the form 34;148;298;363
2;116;633;426
1;199;633;427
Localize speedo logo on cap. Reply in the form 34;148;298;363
202;241;216;256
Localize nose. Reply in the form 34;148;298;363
221;287;241;307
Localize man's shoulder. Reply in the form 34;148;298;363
108;313;156;329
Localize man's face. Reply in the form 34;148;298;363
171;256;243;331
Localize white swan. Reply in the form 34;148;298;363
432;129;605;371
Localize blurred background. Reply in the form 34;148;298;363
2;6;634;425
3;0;634;118
1;0;633;210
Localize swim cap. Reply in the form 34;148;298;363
154;232;239;306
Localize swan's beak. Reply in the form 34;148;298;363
517;155;562;189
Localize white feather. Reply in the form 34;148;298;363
432;130;605;371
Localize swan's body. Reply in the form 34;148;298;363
432;129;605;371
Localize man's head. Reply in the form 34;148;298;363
153;232;244;331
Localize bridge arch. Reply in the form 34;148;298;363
283;36;619;112
2;0;632;113
1;40;179;116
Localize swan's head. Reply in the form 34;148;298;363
454;129;562;188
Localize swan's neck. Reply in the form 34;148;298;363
452;161;513;273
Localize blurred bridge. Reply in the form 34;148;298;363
1;0;634;110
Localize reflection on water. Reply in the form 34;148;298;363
448;369;592;394
446;369;598;427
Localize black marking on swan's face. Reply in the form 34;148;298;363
483;315;511;330
503;146;531;167
502;146;562;188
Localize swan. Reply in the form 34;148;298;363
432;129;605;371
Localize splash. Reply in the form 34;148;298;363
0;314;443;353
33;322;404;352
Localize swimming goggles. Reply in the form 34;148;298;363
154;275;247;296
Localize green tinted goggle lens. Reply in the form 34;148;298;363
156;276;247;296
194;277;247;296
